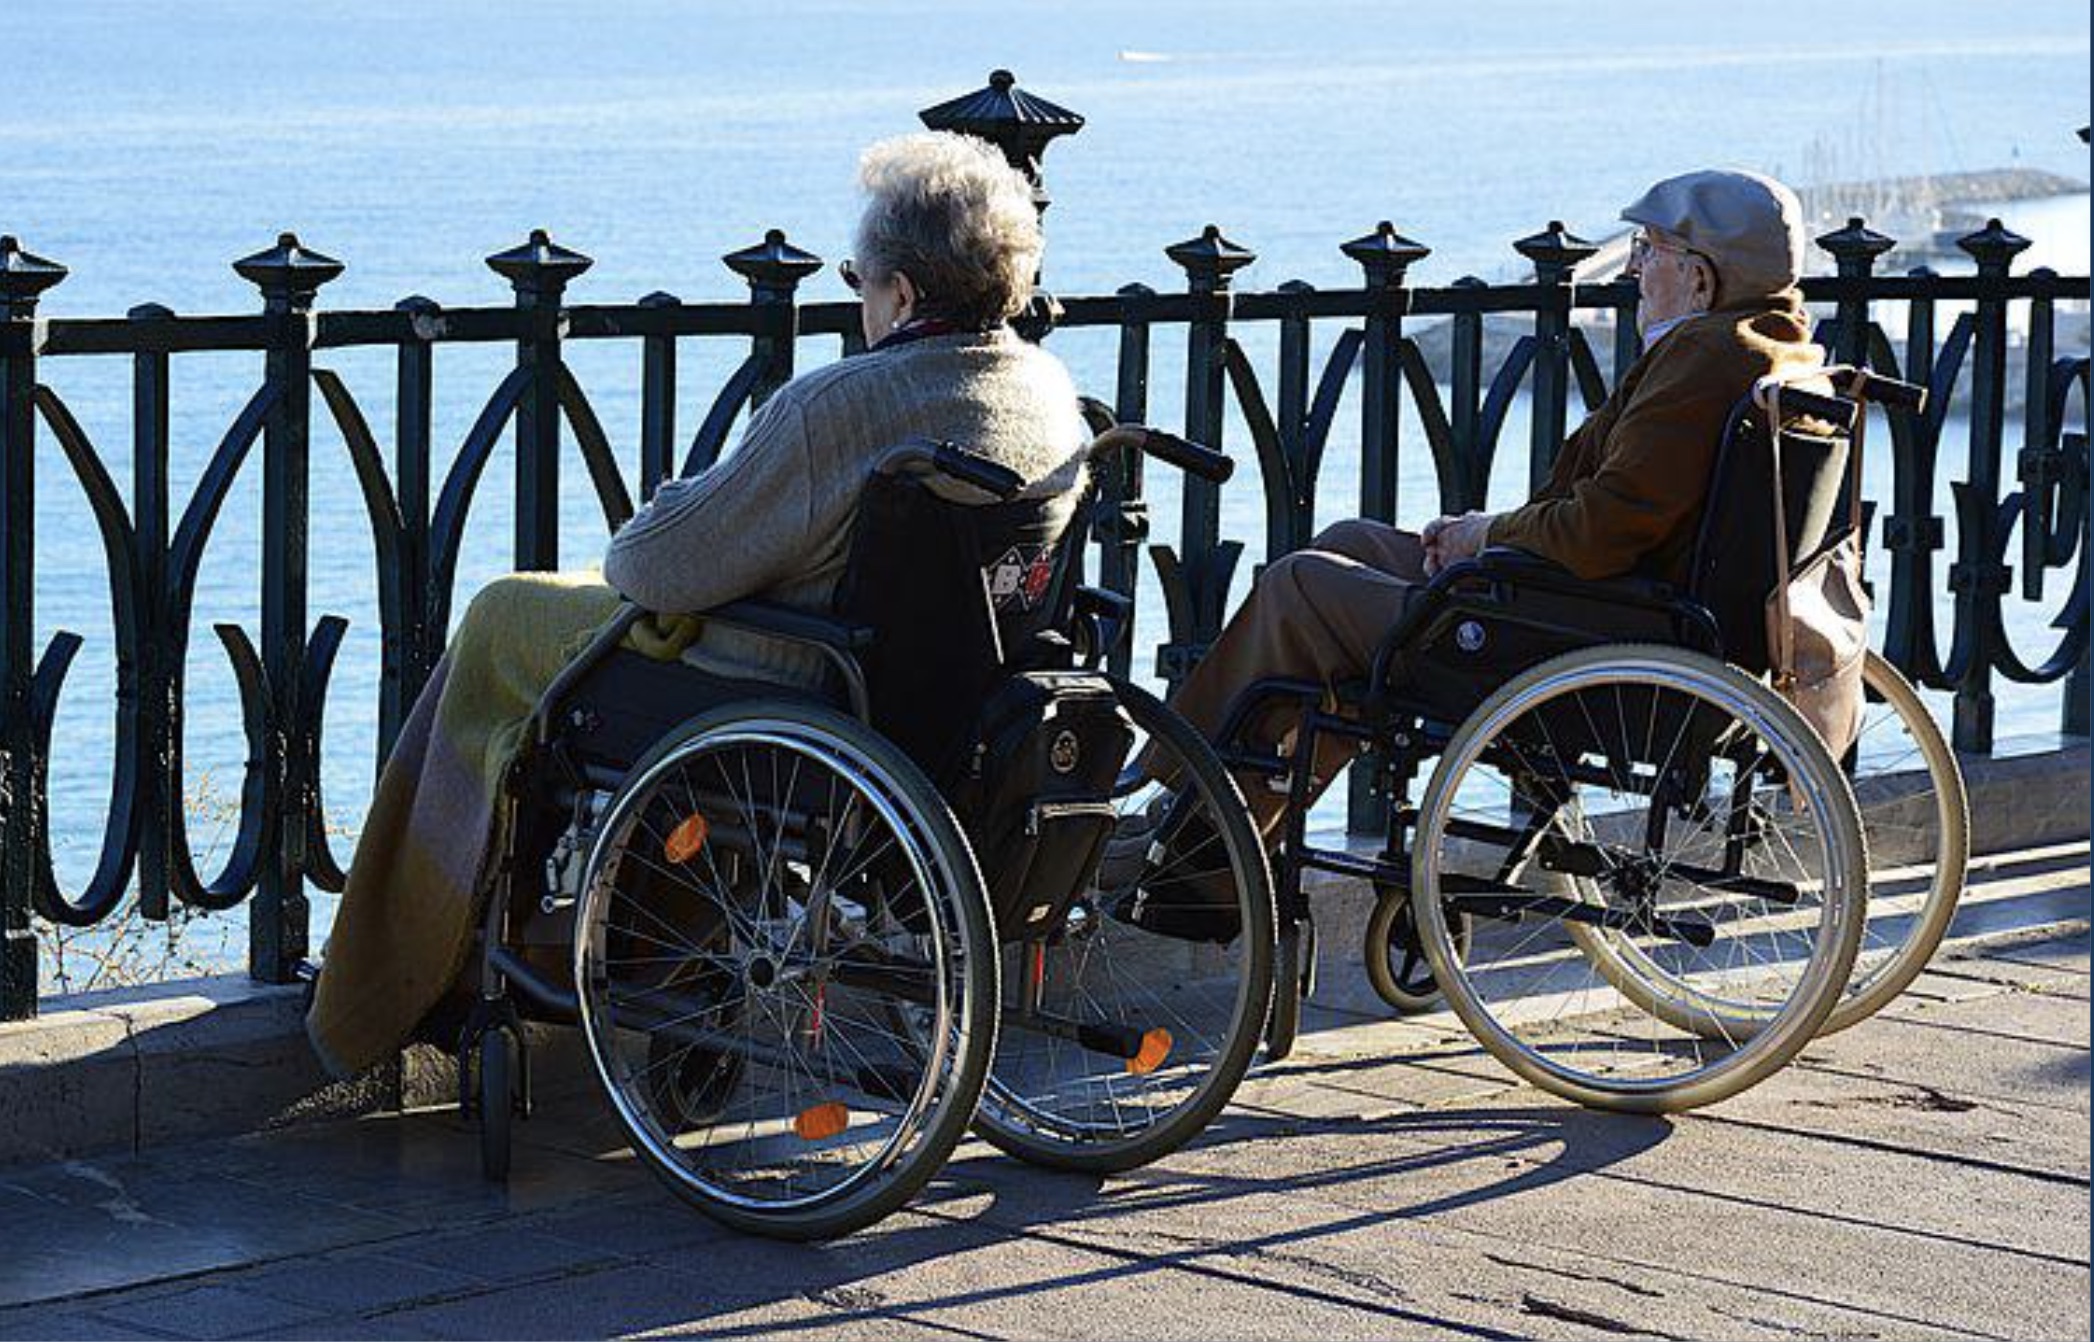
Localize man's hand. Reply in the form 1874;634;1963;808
1421;511;1494;576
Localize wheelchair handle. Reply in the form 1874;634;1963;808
1139;428;1234;484
1836;368;1928;415
1752;378;1858;433
1089;424;1235;484
875;439;1027;500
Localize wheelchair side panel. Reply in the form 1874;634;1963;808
1390;581;1682;729
553;649;826;771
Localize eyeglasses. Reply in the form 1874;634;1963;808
840;258;929;307
1627;231;1706;273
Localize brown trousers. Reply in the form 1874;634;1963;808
1167;518;1426;834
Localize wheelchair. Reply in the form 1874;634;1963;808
1217;366;1954;1111
454;425;1276;1239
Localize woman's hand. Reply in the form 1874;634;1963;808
1421;511;1495;576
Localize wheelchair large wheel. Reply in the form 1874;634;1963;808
973;677;1277;1173
1412;645;1866;1112
1568;652;1966;1040
574;700;997;1240
1820;651;1968;1033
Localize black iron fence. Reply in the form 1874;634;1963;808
1;73;2087;1020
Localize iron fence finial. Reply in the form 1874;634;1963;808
723;229;822;294
1166;225;1257;290
485;229;593;295
1342;221;1430;286
1958;219;2033;273
1513;221;1597;280
232;233;343;309
1817;217;1897;275
0;237;66;318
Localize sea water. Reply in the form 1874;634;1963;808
5;0;2088;969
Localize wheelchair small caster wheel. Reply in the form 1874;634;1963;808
1365;888;1471;1015
478;1026;516;1183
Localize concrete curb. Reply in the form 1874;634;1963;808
0;977;382;1168
0;979;589;1168
2;745;2084;1170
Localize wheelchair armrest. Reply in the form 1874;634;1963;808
1432;546;1676;608
704;598;876;652
532;598;876;748
534;601;647;745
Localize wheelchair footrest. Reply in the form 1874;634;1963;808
1001;1004;1146;1061
1442;880;1717;948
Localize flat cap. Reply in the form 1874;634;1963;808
1621;169;1808;300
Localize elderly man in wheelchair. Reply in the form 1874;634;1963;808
1126;168;1954;1111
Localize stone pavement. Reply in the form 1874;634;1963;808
0;848;2086;1341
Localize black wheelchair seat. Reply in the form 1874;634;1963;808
1357;391;1853;733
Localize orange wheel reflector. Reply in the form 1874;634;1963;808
794;1101;850;1141
664;812;710;864
1127;1028;1173;1076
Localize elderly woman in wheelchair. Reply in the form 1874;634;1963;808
1138;169;1962;1110
308;130;1280;1239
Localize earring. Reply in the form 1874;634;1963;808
890;318;902;330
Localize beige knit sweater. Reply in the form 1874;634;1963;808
603;327;1088;685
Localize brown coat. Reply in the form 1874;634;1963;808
1487;292;1821;584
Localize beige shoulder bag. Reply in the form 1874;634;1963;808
1759;374;1870;759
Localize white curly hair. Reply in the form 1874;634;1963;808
853;132;1043;327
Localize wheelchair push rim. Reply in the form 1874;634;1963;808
574;703;997;1235
1411;645;1866;1112
1823;650;1969;1034
1564;652;1966;1040
972;675;1277;1173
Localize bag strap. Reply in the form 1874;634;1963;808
1844;378;1868;575
1765;383;1796;688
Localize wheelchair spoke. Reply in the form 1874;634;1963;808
975;675;1274;1168
1412;647;1862;1110
571;711;991;1231
601;945;741;973
627;805;766;946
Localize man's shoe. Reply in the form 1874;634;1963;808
1103;794;1242;945
1095;794;1168;898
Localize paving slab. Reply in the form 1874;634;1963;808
222;1252;490;1318
1793;1009;2091;1115
922;1139;1993;1342
0;1316;170;1342
87;1283;332;1340
1001;1111;2085;1340
0;919;2081;1340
